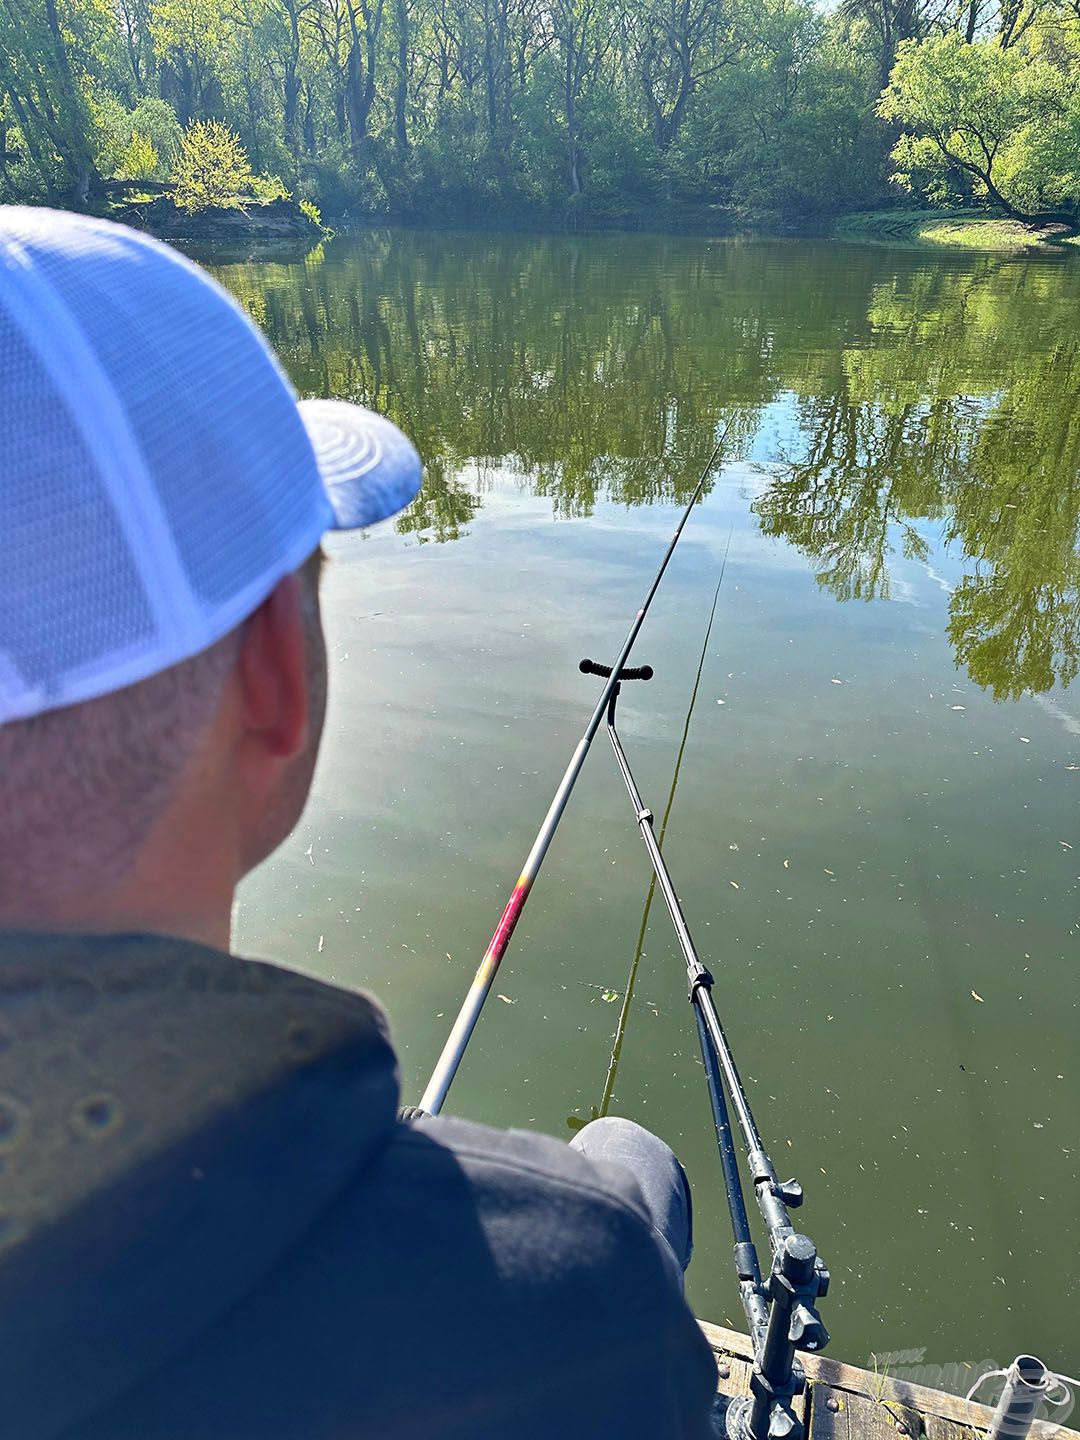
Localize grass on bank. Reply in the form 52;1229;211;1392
833;208;1079;251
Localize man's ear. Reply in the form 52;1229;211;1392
236;575;309;760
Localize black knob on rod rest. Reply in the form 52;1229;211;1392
579;658;654;681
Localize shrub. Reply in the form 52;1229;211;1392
118;131;161;182
172;120;254;212
248;171;290;202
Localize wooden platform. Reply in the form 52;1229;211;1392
700;1324;1078;1440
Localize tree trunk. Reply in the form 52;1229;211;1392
283;64;302;157
303;81;317;154
394;0;410;155
565;47;581;194
42;0;100;199
345;0;382;162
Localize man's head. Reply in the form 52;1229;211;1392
0;208;421;947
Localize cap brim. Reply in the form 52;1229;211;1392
298;397;422;530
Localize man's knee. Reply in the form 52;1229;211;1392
569;1115;693;1277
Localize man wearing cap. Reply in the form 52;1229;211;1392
0;207;718;1439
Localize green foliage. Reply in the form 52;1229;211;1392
93;95;181;180
0;0;102;200
119;130;160;179
685;7;885;219
299;197;322;224
3;0;1080;222
247;171;290;201
879;34;1079;218
129;99;184;171
172;119;254;209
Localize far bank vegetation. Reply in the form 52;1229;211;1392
1;0;1078;233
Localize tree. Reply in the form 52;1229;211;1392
838;0;950;95
149;0;225;124
878;32;1075;219
0;0;103;200
694;1;882;218
172;116;254;206
547;0;614;192
629;0;739;150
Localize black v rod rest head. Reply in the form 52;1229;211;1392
579;658;654;681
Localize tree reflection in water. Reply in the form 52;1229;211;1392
211;231;1080;701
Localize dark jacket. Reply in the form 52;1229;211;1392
0;933;717;1438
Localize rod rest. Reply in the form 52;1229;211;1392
579;658;654;681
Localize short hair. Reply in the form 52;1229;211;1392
0;552;325;907
0;629;240;906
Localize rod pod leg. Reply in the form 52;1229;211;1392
724;1233;824;1440
600;685;829;1440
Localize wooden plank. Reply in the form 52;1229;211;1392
698;1323;1079;1440
808;1381;923;1440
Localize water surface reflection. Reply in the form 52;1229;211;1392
216;233;1080;700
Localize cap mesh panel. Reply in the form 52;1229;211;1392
24;222;322;608
0;306;154;712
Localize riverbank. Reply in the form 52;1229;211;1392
108;194;324;244
283;203;1080;253
833;208;1080;251
100;192;1079;255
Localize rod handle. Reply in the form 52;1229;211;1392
580;657;654;681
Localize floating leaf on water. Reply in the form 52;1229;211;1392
317;934;324;953
730;880;740;890
1060;841;1073;850
971;989;984;1003
824;868;835;876
1020;737;1031;744
497;993;515;1004
601;989;620;1004
305;844;314;866
951;705;966;711
716;699;726;706
783;859;790;868
830;678;843;685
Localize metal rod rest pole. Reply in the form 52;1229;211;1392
602;692;830;1440
421;425;731;1114
604;706;781;1219
694;1005;769;1347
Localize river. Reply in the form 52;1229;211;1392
214;227;1079;1383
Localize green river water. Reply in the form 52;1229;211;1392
217;228;1079;1385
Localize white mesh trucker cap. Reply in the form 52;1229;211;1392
0;206;422;725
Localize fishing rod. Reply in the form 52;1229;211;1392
420;424;732;1115
581;660;829;1440
592;528;733;1122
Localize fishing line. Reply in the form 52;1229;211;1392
595;523;735;1119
